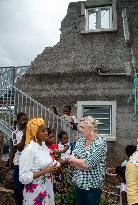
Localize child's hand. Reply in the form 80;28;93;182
70;116;74;124
58;159;68;166
53;149;59;154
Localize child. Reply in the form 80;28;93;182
62;105;78;131
45;128;60;161
58;130;75;205
121;145;137;167
45;128;66;205
45;128;75;205
58;130;71;160
115;166;127;205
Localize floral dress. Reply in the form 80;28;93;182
48;144;76;205
19;140;55;205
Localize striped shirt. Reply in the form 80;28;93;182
72;136;107;190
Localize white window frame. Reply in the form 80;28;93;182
86;6;112;31
77;101;116;141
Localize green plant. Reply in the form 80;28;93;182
99;198;110;205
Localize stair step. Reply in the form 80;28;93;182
0;94;15;98
0;99;15;104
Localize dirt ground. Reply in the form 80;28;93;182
0;162;15;205
0;192;16;205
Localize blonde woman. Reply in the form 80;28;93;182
19;118;58;205
68;116;107;205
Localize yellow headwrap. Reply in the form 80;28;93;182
25;118;45;145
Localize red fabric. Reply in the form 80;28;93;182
48;144;58;150
48;144;58;160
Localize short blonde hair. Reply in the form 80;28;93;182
80;116;98;134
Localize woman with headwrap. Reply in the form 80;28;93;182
19;118;58;205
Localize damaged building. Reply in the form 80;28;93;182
16;0;138;166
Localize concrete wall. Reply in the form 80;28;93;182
16;0;138;167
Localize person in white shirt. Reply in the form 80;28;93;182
58;130;71;160
19;118;58;205
12;112;28;205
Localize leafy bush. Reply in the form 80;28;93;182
99;198;110;205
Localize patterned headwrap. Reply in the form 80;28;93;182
25;118;45;145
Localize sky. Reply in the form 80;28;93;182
0;0;84;67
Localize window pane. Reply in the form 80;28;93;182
87;6;112;30
88;9;97;30
98;129;110;134
83;106;111;135
101;8;110;29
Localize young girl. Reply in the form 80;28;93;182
45;128;66;205
58;131;71;160
45;129;75;205
57;131;75;205
19;118;58;205
115;166;127;205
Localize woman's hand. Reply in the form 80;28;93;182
68;155;76;163
33;164;58;179
68;156;78;168
68;155;89;170
42;164;58;174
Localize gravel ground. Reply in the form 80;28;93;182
0;192;16;205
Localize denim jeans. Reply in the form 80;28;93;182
13;165;24;205
76;187;102;205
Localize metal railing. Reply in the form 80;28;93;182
0;68;78;144
0;66;30;87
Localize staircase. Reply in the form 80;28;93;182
0;67;77;143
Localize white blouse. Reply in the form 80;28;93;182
13;130;23;165
19;140;53;184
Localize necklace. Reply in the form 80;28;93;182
85;140;91;148
85;136;96;148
